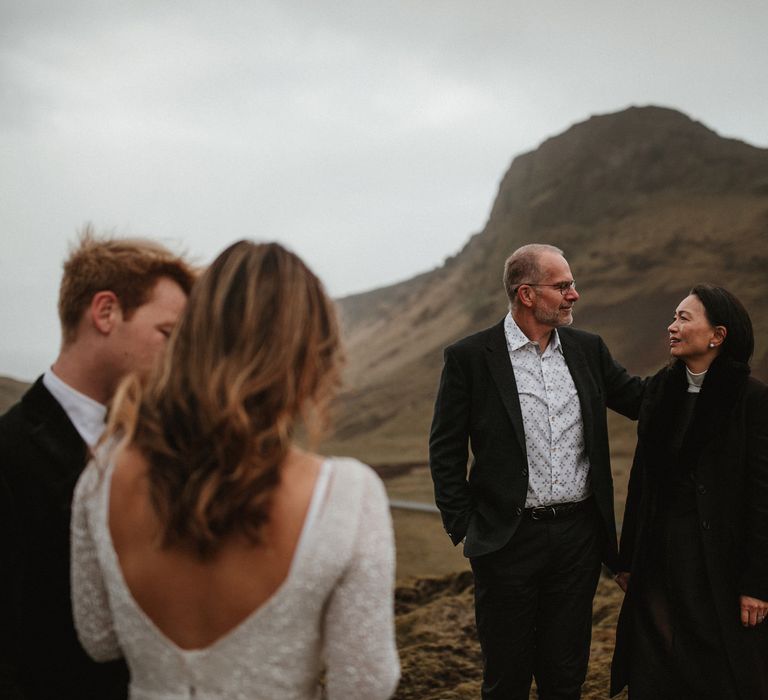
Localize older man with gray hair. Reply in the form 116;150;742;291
429;243;643;699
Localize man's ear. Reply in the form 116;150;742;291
517;285;535;309
90;291;121;335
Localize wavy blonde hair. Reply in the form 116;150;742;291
108;240;343;558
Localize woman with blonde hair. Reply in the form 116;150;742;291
70;241;400;700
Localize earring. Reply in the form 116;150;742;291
708;342;715;348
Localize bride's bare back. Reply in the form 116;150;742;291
108;445;322;650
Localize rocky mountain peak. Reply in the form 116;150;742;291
488;105;767;231
329;105;768;464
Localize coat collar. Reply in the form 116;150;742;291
643;356;750;473
21;377;88;475
485;320;528;462
559;329;595;455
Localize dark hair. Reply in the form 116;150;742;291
690;284;754;364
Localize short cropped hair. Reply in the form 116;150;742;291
690;284;754;365
503;243;564;308
58;227;196;344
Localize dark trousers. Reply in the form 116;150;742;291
470;505;603;700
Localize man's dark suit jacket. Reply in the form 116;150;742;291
0;378;128;700
429;320;644;567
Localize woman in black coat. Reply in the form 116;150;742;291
611;284;768;700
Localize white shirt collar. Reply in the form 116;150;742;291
504;312;562;355
43;368;107;447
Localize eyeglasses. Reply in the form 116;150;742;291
515;280;576;296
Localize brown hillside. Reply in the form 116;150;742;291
326;105;768;465
0;376;29;415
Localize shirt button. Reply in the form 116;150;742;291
701;520;711;530
521;469;528;477
515;507;523;516
697;484;707;495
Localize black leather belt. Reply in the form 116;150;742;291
525;497;591;521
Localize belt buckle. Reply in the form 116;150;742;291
530;506;556;521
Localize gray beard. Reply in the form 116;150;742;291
534;307;573;328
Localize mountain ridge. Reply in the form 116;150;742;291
328;105;768;463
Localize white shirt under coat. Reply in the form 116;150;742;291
43;368;107;448
503;312;591;508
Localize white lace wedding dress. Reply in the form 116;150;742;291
71;451;400;700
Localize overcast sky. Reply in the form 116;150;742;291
2;0;767;380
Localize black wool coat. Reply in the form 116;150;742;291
0;378;128;700
611;357;768;699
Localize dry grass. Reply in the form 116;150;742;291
394;569;629;700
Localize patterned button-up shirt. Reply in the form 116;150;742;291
503;312;591;507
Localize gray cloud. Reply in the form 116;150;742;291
1;0;767;379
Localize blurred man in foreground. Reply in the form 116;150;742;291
0;231;195;700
